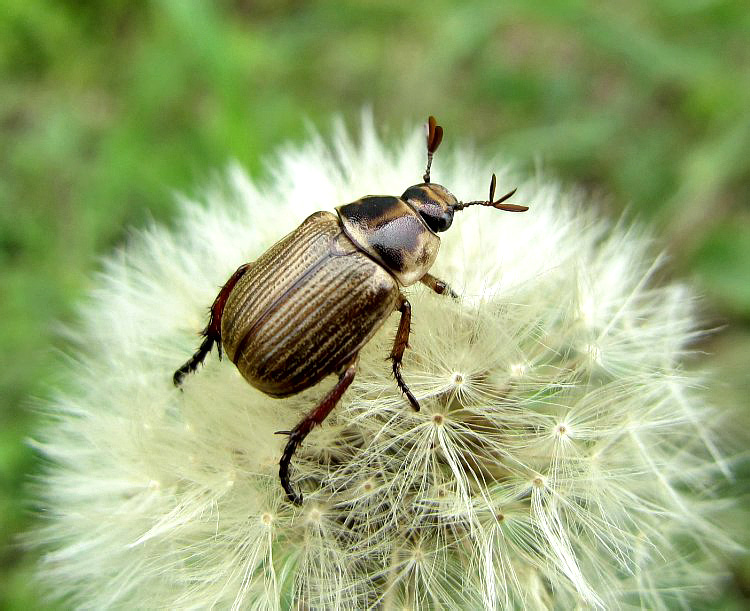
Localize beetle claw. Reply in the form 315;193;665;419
285;489;303;505
173;370;184;387
404;390;420;412
274;430;292;436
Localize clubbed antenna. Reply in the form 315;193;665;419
453;173;529;212
423;115;443;183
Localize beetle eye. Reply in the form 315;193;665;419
419;209;453;233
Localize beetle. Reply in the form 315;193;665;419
173;116;528;504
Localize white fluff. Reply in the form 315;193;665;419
32;114;732;609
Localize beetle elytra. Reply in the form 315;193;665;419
173;117;528;504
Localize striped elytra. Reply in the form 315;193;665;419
221;211;399;397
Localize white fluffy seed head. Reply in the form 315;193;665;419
32;113;734;609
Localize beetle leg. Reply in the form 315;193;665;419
390;294;420;412
420;272;458;298
173;263;251;387
277;355;359;505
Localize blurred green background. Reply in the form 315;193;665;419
1;0;748;608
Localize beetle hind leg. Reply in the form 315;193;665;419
390;294;420;411
277;355;358;505
173;263;251;387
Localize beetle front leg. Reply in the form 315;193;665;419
420;272;458;298
173;263;252;386
390;294;420;412
277;355;358;505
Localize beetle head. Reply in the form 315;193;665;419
402;183;458;233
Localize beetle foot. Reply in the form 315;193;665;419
173;335;215;387
173;369;187;388
402;387;421;412
419;273;458;299
392;362;420;412
435;280;457;298
279;430;304;505
284;486;303;506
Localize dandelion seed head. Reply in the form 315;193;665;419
305;506;324;526
31;113;735;609
260;512;274;527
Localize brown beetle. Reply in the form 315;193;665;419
174;117;528;504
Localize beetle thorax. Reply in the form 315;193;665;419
336;195;440;286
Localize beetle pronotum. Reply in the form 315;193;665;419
174;117;528;504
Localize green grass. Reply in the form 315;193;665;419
1;1;748;607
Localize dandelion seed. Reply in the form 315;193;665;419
584;342;603;364
31;113;735;609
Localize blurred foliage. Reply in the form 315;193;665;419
0;0;748;607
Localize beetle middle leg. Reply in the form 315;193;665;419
420;272;458;298
173;263;251;386
277;355;359;505
391;294;420;412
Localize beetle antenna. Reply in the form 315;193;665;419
453;173;529;212
423;115;443;183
